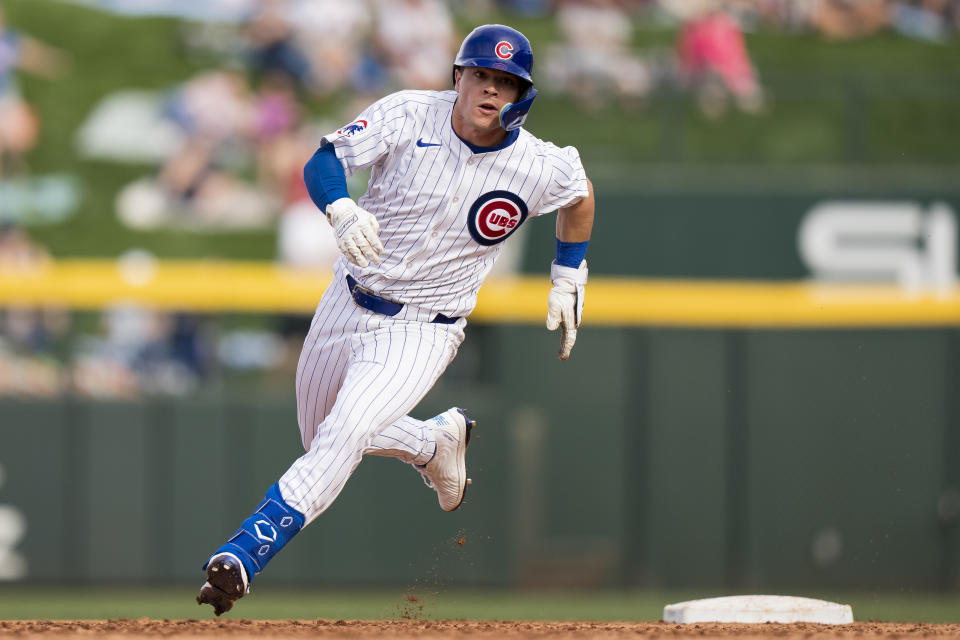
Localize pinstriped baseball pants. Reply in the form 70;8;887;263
277;262;466;524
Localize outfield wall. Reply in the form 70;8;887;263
1;180;958;589
0;325;957;591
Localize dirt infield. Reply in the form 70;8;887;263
2;619;960;639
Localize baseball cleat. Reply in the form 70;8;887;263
196;552;249;616
419;408;475;511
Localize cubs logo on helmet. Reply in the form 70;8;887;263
466;190;529;246
453;24;534;85
337;119;368;137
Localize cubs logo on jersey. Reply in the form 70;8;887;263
466;190;528;246
337;119;368;137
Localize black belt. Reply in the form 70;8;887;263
345;275;459;324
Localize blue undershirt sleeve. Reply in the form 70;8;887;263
303;143;350;213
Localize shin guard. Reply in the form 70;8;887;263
204;483;305;582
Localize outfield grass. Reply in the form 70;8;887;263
0;587;957;623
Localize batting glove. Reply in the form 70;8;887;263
545;260;587;361
326;197;384;268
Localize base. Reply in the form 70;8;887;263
663;595;854;624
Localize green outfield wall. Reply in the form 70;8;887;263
1;326;957;591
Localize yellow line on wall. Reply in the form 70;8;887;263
0;260;958;327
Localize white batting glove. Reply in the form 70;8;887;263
545;260;587;361
325;197;384;268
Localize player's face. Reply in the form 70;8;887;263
452;67;522;146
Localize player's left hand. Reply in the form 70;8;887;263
545;260;587;361
326;197;384;268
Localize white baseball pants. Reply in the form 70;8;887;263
277;262;465;524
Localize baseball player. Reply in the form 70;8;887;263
197;24;594;615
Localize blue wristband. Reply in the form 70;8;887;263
556;239;588;268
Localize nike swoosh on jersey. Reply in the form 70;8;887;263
416;138;442;147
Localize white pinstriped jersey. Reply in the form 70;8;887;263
322;89;589;319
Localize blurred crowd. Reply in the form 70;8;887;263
116;0;464;241
1;0;959;399
0;4;66;178
116;0;751;236
708;0;960;41
16;0;960;227
0;223;300;399
112;0;960;233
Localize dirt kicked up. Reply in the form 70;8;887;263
2;619;960;639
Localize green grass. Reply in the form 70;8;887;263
3;0;246;259
0;587;958;622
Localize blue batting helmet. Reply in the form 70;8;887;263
452;24;534;86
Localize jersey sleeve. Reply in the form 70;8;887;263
536;143;589;215
320;93;401;177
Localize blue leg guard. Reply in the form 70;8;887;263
204;483;305;582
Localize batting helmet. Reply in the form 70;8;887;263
453;24;537;131
453;24;534;85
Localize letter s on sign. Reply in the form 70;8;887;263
798;201;957;296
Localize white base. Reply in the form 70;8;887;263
663;595;854;625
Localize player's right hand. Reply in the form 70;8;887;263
545;260;587;361
326;198;384;268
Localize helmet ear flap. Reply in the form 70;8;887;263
499;87;537;131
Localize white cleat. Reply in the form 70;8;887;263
419;408;475;511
